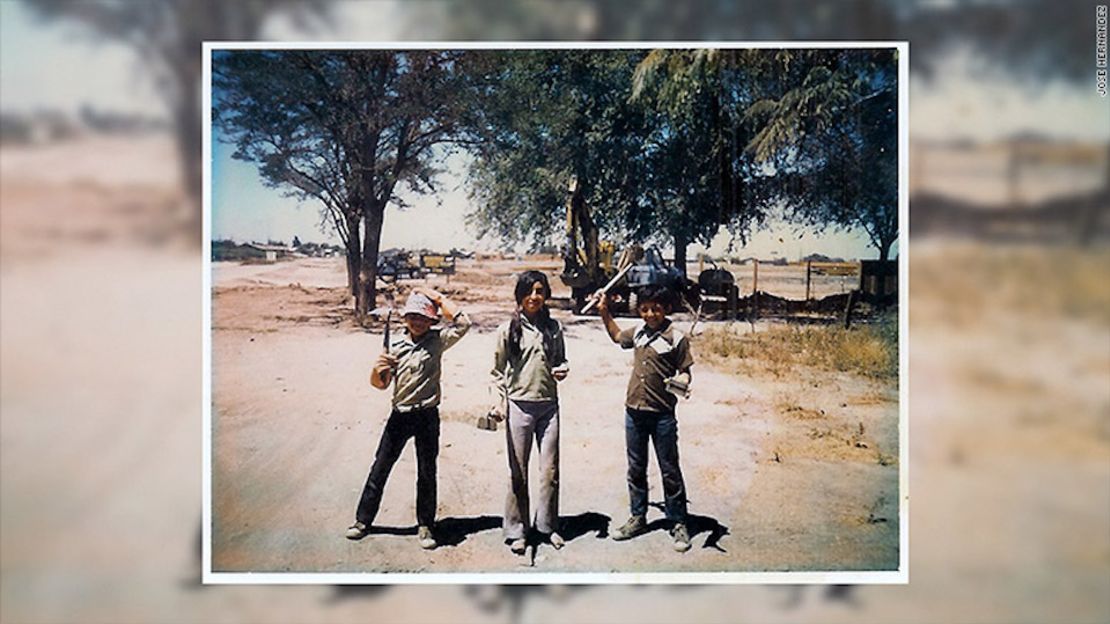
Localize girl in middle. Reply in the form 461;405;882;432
489;270;569;554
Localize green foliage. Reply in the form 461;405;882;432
634;48;899;259
213;50;472;313
630;49;770;248
461;49;652;250
214;50;468;227
741;49;899;259
211;240;260;262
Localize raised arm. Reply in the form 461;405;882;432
417;287;470;350
595;291;622;344
416;286;460;322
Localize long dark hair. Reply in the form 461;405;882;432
509;270;558;362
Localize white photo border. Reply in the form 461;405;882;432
202;40;910;585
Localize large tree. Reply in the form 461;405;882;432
464;48;760;277
634;48;899;260
630;49;773;269
462;49;655;284
743;49;899;259
213;50;468;319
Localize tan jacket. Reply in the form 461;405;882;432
490;315;567;402
389;312;471;410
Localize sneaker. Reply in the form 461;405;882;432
548;532;565;550
417;525;437;550
345;522;369;540
611;515;647;541
509;537;527;554
671;522;691;552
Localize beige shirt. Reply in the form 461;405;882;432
618;320;693;412
389;312;471;411
491;315;567;402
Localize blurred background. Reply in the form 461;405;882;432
1;1;1107;623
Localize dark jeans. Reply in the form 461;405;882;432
625;407;687;522
355;407;439;527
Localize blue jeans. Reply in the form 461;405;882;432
625;407;687;522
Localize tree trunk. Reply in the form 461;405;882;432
712;86;734;224
344;212;361;299
358;203;386;325
570;181;600;284
673;232;688;277
878;235;894;261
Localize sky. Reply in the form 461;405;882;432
5;1;1107;260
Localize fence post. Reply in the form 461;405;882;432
752;259;759;294
842;290;858;329
805;260;812;301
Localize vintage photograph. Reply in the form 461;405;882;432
204;43;906;581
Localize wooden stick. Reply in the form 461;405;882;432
580;261;635;313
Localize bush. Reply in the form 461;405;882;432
693;315;898;380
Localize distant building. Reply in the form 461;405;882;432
246;243;294;263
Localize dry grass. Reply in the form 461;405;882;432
912;244;1110;328
693;315;898;380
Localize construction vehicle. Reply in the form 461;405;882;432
694;256;739;318
419;251;456;276
377;249;426;282
378;248;459;282
626;246;700;311
560;178;630;313
560;177;727;315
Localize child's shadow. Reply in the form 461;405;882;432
647;502;729;551
558;511;611;541
433;515;502;547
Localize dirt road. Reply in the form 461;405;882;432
211;257;900;574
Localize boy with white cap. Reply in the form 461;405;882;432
346;287;470;549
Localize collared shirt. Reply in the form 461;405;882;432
618;319;693;412
390;312;471;410
491;315;567;402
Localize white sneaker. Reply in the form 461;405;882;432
671;523;691;553
417;525;437;550
345;522;369;540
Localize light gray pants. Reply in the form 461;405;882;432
503;398;560;539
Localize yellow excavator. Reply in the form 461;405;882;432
559;177;629;313
560;176;713;315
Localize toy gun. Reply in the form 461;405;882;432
370;292;396;384
382;308;392;353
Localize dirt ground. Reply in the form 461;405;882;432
211;255;901;574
